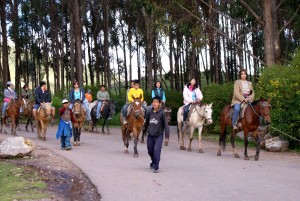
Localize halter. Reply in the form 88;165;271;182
248;101;271;120
73;101;85;115
193;104;212;121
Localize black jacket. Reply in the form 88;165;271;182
35;87;51;104
145;107;170;138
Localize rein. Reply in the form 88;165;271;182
248;101;271;120
193;104;211;121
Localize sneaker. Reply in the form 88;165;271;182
150;163;154;170
61;147;66;150
107;116;112;121
233;124;238;130
153;169;159;173
66;147;72;150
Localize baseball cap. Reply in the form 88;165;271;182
62;99;69;104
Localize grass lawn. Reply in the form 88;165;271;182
0;161;48;201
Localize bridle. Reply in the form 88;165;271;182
193;104;212;122
248;101;271;120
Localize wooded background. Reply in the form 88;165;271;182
0;0;299;93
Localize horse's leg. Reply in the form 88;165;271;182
231;130;240;158
78;127;81;145
133;128;139;157
178;122;186;150
253;130;260;161
102;118;106;134
123;128;129;154
244;130;250;160
30;115;34;132
73;127;78;146
106;118;110;135
188;127;194;152
198;125;204;153
11;116;17;136
0;117;3;133
141;125;146;143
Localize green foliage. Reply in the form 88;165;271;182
258;52;300;142
201;83;234;133
0;161;48;201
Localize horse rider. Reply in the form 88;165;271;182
85;89;93;103
96;85;110;119
151;81;166;105
32;81;55;124
2;81;17;119
21;84;33;113
126;80;135;104
121;79;147;124
69;81;91;122
231;68;255;130
183;78;203;126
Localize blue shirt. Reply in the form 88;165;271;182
192;91;197;101
74;91;81;100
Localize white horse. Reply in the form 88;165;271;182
177;103;213;153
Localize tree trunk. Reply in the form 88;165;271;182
74;0;83;86
1;0;10;88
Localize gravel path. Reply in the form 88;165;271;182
1;125;300;201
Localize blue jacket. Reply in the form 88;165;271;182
151;88;166;102
56;119;73;140
69;88;85;103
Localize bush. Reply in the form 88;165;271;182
257;52;300;143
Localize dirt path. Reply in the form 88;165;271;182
1;125;300;201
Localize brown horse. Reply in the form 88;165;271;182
0;96;24;135
217;98;271;160
36;102;54;141
121;95;145;157
18;100;35;132
72;100;86;146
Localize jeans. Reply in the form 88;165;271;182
96;100;103;118
183;103;191;121
2;102;9;117
121;103;130;118
147;134;164;170
61;135;71;149
232;103;241;125
33;103;40;110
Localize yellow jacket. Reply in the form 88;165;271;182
127;88;144;103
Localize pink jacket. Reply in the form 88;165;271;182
183;85;203;105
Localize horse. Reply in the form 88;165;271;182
177;103;213;153
17;100;35;132
140;104;172;145
0;96;24;135
121;95;145;157
36;102;54;141
90;100;115;134
217;98;271;160
72;99;86;146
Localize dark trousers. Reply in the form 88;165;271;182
183;103;191;121
147;134;163;170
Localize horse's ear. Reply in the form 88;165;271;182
209;103;213;107
140;94;142;99
50;101;52;105
131;95;135;99
267;98;272;103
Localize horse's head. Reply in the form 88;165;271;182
73;99;82;115
259;98;272;125
163;106;172;123
132;98;143;119
109;101;116;117
16;96;25;108
40;102;52;120
203;103;213;125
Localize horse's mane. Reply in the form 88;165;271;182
251;98;267;106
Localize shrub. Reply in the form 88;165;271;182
257;53;300;143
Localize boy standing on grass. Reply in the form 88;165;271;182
56;99;78;150
145;96;170;173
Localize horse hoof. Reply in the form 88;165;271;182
180;146;186;150
77;142;80;146
73;142;77;146
164;142;168;146
125;150;129;154
217;151;221;156
199;149;204;153
234;154;240;158
134;154;138;158
188;148;192;152
244;156;250;160
254;156;259;161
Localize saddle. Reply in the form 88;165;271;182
0;101;12;117
230;103;248;120
126;103;145;117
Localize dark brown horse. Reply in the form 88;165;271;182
18;100;35;132
72;99;86;146
217;98;271;160
140;104;171;145
121;95;145;157
0;96;24;135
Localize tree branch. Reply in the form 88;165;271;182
274;0;285;13
176;2;265;65
238;0;264;25
276;4;300;38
